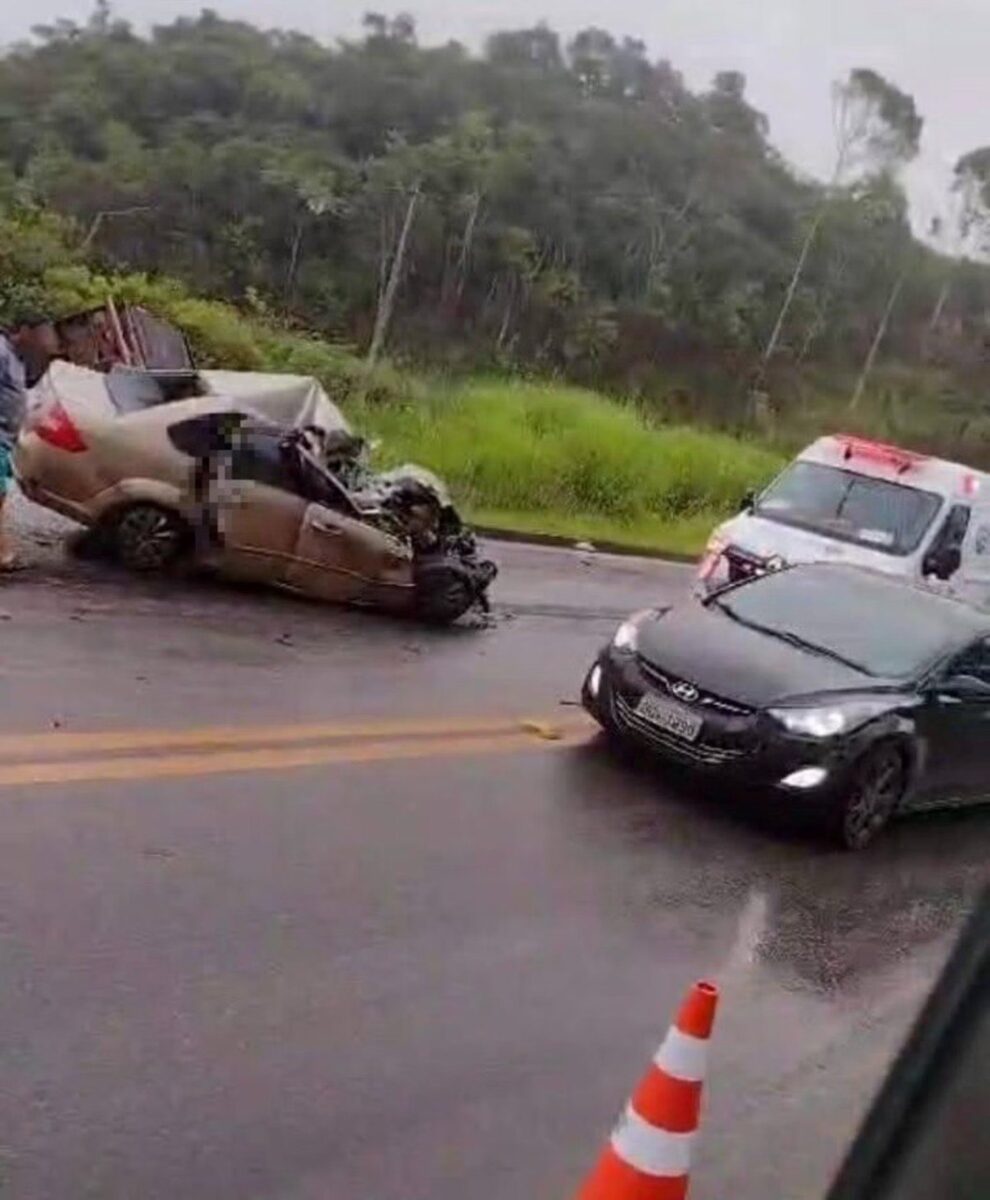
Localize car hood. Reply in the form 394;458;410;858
636;603;888;707
716;513;917;574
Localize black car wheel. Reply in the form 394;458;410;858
830;743;907;850
113;505;189;573
413;559;476;625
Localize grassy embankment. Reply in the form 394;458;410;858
354;379;781;556
255;330;783;556
40;265;785;555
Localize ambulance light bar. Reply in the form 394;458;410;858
832;434;927;476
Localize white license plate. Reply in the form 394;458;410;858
635;692;703;742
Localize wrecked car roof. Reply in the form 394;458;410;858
33;361;351;435
197;370;350;433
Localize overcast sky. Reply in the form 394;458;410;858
3;0;988;236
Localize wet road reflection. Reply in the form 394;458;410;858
559;739;987;998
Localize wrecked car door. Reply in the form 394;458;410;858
169;414;308;584
212;479;308;585
284;503;413;606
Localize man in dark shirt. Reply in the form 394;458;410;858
0;312;59;568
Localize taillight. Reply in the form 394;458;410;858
33;401;87;453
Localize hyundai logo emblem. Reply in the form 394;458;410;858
672;681;699;703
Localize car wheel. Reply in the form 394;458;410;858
413;560;476;624
113;505;189;573
830;743;906;850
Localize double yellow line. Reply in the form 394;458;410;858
0;713;594;791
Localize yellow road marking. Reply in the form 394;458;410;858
0;714;592;760
0;728;589;790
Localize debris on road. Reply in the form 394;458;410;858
520;719;563;741
141;846;177;860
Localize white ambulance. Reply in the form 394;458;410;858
696;434;990;604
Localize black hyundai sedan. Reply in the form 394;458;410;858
582;563;990;848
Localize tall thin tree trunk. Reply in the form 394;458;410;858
849;271;907;411
367;185;420;369
758;206;827;378
454;191;482;305
796;308;827;364
927;279;952;334
496;278;515;351
284;217;305;303
756;119;858;385
920;278;952;362
377;210;393;304
79;205;152;252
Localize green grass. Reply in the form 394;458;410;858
354;379;783;555
467;507;723;556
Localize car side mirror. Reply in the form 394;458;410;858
923;545;962;581
938;673;990;701
740;489;756;514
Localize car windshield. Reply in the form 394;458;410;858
106;368;203;414
712;567;971;678
754;461;942;556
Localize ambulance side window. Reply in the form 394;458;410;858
972;521;990;557
923;504;970;580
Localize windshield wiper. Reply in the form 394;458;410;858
713;601;870;674
763;628;870;674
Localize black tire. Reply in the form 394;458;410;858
112;504;189;573
67;525;114;562
413;559;476;625
826;742;907;850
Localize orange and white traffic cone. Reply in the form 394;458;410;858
574;980;719;1200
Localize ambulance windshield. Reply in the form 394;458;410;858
755;462;942;555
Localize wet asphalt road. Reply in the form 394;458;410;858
0;496;986;1199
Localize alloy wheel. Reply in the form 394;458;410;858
116;506;184;573
841;746;905;850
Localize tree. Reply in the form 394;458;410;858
3;9;982;408
953;148;990;255
486;24;562;72
834;69;923;179
366;182;419;366
759;69;923;375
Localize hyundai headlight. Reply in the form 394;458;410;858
769;700;893;739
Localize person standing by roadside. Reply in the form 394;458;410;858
0;312;59;569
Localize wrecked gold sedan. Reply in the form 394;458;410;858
16;362;496;623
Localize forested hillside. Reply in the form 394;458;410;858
4;4;990;438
